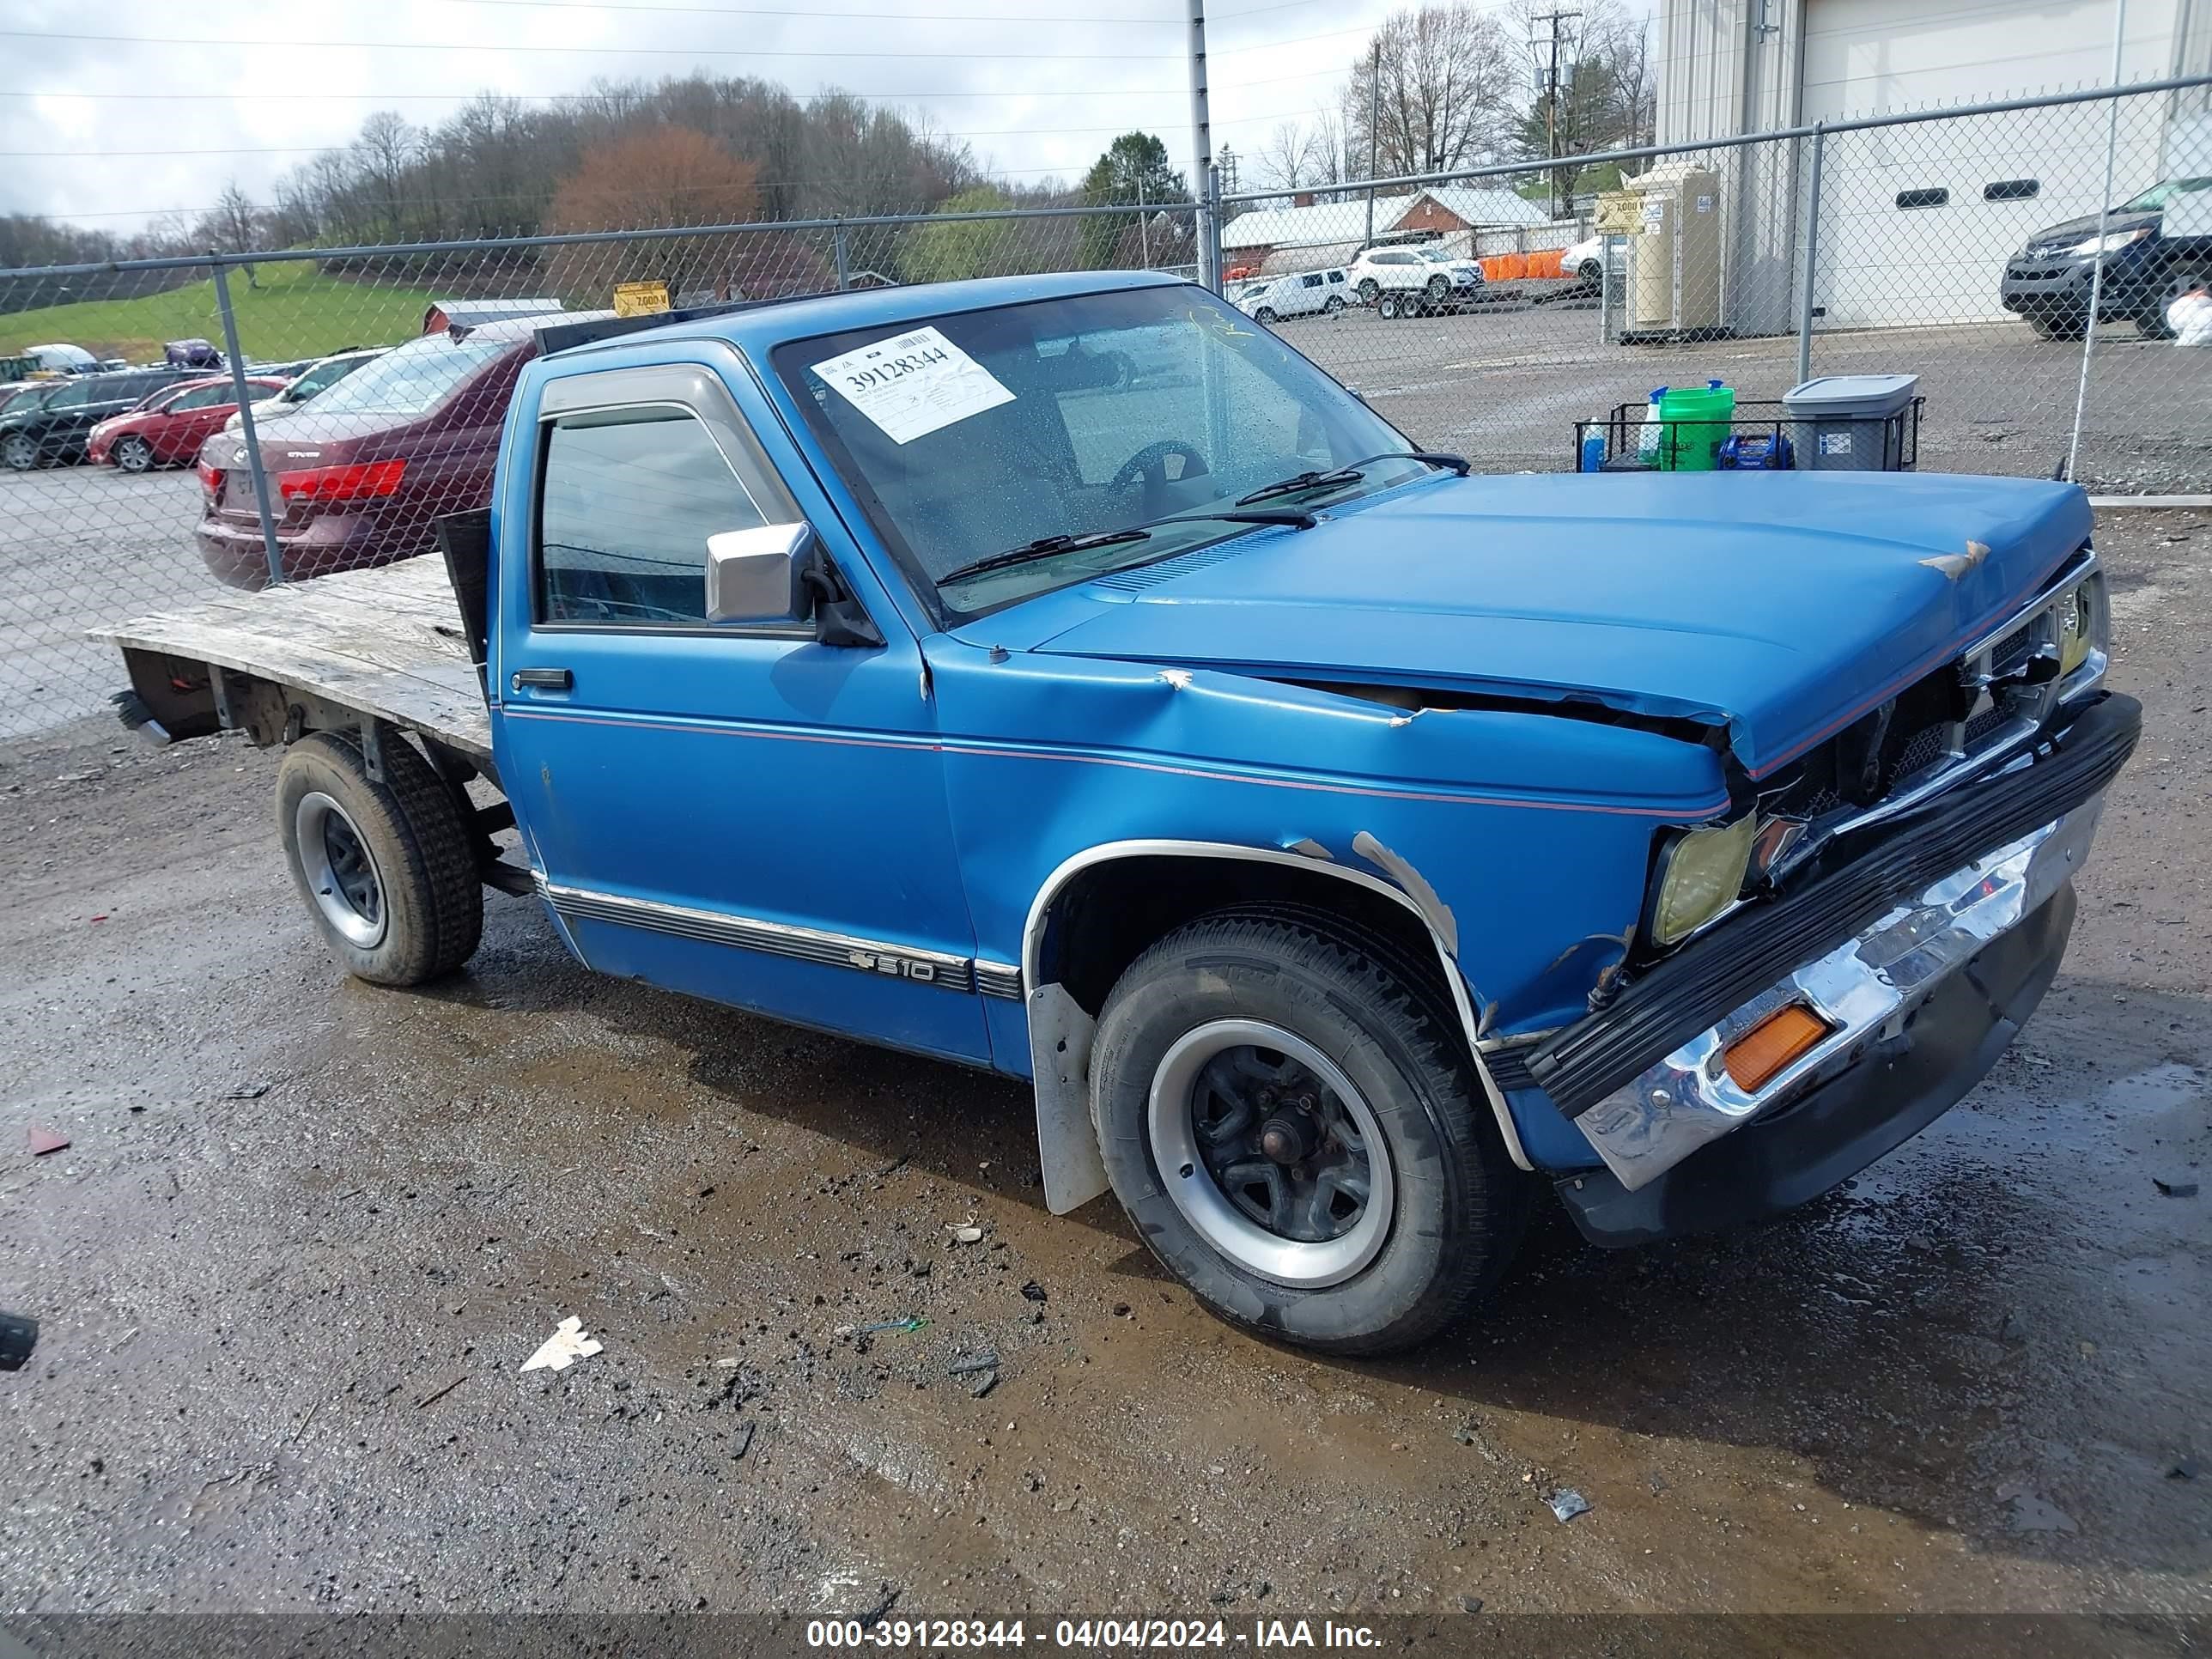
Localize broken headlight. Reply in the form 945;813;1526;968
1646;814;1758;947
2058;576;2105;678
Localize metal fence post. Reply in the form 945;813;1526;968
2067;0;2130;483
210;257;284;587
832;219;851;290
1794;124;1826;388
1205;171;1224;294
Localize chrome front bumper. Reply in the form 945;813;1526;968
1574;800;2102;1192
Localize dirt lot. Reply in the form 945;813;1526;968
0;513;2208;1644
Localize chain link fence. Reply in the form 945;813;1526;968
2;76;2207;738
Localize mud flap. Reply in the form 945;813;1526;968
1029;983;1108;1213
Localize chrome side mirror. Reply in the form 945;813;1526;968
706;521;814;624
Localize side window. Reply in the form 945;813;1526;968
537;406;767;627
1301;274;1322;289
1328;271;1346;284
44;381;89;410
169;385;228;412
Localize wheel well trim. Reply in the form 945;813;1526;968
1019;837;1534;1174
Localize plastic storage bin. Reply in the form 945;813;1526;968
1784;374;1920;471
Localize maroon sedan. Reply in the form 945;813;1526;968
88;376;286;472
195;311;609;589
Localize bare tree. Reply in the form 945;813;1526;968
353;111;420;240
208;181;264;287
1255;121;1325;194
546;126;762;301
1344;4;1520;181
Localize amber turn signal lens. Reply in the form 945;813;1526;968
1723;1004;1832;1093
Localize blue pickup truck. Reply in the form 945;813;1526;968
104;270;2139;1354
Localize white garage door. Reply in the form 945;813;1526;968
1803;0;2177;325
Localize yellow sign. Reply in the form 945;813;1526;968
612;281;672;318
1594;191;1643;234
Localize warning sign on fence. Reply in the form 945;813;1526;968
1595;191;1644;234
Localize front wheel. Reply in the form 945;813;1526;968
2027;310;2087;341
1356;277;1379;304
276;729;483;986
113;436;154;474
2136;265;2206;338
1425;274;1449;304
1254;307;1278;325
1091;911;1529;1354
2;434;36;471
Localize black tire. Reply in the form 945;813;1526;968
275;729;483;987
2027;310;2087;341
1254;307;1278;325
2;433;36;471
1577;259;1602;283
2136;264;2205;339
1356;277;1379;304
1425;274;1449;304
1324;294;1346;315
1091;909;1530;1355
113;436;153;474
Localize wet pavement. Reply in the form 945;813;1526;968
0;514;2207;1627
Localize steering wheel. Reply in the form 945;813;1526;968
1107;439;1211;495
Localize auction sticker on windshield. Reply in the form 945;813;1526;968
811;325;1014;444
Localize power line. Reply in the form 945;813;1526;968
289;0;1183;19
0;27;1183;60
0;85;1193;102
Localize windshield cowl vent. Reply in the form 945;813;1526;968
1088;542;1261;594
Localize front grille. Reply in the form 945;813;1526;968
1964;705;2014;747
1891;722;1948;780
1991;623;2035;677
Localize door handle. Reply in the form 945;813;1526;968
511;667;573;691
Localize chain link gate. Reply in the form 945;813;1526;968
2;75;2206;739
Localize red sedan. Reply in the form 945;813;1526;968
88;376;286;473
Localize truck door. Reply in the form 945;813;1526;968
489;355;991;1066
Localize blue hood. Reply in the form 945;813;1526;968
994;471;2092;779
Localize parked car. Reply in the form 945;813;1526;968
87;375;288;473
222;347;385;434
1347;245;1486;312
2002;175;2212;339
1236;269;1351;324
0;367;201;469
0;380;52;416
19;343;99;374
1558;233;1627;284
195;312;611;587
111;271;2136;1356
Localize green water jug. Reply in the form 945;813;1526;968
1658;380;1734;471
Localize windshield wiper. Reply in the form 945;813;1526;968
1234;449;1471;507
936;508;1317;588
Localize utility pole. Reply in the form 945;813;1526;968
1530;9;1581;220
1363;40;1380;248
1188;0;1219;291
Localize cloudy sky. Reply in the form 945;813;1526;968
1;0;1442;231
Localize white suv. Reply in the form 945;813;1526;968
1347;245;1485;313
1235;268;1351;325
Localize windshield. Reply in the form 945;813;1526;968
301;336;507;418
286;352;371;403
2118;177;2212;212
775;284;1428;617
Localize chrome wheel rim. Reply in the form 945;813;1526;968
117;439;150;472
295;791;386;948
1148;1018;1395;1288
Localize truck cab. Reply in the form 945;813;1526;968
108;271;2138;1355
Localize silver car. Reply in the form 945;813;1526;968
1234;269;1352;325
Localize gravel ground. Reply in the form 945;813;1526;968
0;511;2206;1645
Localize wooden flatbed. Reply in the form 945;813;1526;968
91;556;491;765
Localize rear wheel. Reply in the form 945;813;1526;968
276;730;483;986
2;434;36;471
1376;293;1401;320
113;435;154;474
1577;259;1602;283
1254;307;1279;325
1425;274;1449;305
1356;277;1379;304
1091;910;1530;1354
